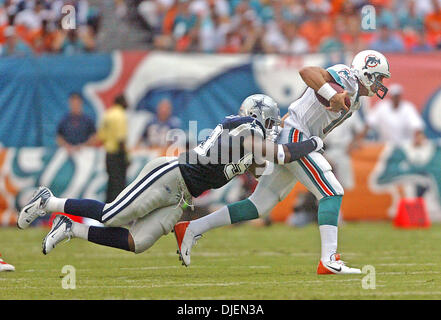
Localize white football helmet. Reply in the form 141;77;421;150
239;94;281;136
351;50;391;99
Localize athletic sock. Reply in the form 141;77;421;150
64;199;105;222
46;198;105;222
188;199;260;235
87;226;130;251
317;196;342;261
319;225;338;261
45;197;67;212
71;221;90;240
189;206;231;235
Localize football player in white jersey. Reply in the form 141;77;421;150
174;50;391;274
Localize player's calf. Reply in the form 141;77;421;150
42;215;135;255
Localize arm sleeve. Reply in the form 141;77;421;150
283;139;317;162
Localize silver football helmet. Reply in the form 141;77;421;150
239;94;281;138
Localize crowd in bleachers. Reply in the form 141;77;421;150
0;0;100;56
136;0;441;54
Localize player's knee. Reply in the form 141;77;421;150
132;232;160;254
131;225;164;254
133;237;155;254
249;194;277;218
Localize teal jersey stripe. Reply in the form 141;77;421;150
290;129;329;197
288;128;294;143
305;155;337;195
327;68;345;89
298;160;327;197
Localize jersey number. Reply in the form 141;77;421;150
223;153;253;180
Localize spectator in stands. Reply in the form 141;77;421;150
0;25;32;56
370;24;405;52
29;19;59;53
14;0;44;31
262;20;285;54
217;29;241;53
198;5;230;53
98;95;128;203
425;0;441;47
366;84;425;145
280;22;310;54
410;30;433;52
375;2;397;30
299;7;333;52
137;98;181;148
0;0;100;55
142;0;441;54
57;92;97;153
318;18;345;54
237;8;264;53
366;83;430;198
173;0;198;52
398;0;425;32
53;28;95;54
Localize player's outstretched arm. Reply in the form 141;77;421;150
243;135;323;165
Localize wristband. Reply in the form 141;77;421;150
310;136;324;151
317;83;338;101
277;144;285;164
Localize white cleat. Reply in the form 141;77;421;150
317;253;361;275
0;254;15;272
173;221;201;267
42;215;73;255
18;186;53;229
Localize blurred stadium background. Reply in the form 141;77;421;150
0;0;440;236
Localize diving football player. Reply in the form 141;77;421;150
18;95;323;256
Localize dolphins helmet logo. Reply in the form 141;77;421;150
363;55;381;70
338;68;350;79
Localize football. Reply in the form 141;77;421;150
315;82;351;108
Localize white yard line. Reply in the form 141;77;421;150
375;263;436;266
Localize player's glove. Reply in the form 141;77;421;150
310;136;324;152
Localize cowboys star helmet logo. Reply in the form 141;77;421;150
363;55;381;69
252;97;266;111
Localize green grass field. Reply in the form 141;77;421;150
1;222;441;300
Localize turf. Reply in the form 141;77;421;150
1;222;441;300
